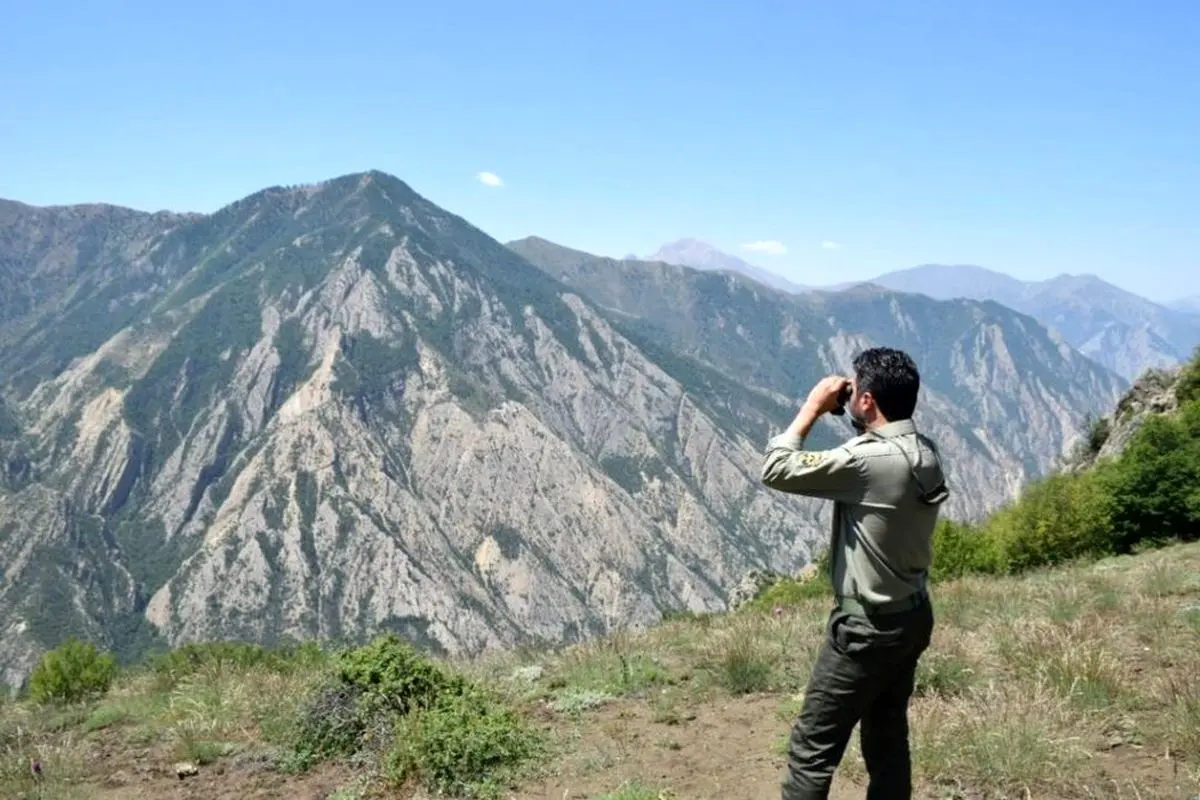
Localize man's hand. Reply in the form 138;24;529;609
783;375;851;442
803;375;851;415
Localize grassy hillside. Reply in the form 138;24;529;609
0;542;1196;799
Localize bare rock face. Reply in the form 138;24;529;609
1062;365;1186;474
1098;368;1183;459
0;171;1127;687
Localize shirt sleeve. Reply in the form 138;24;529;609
760;433;866;502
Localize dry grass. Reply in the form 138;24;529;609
1;542;1198;799
0;655;329;799
513;541;1200;798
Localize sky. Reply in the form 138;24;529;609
2;0;1198;303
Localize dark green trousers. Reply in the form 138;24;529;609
780;598;934;800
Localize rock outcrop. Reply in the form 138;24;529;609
1063;363;1189;472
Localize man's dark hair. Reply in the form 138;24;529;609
853;347;920;421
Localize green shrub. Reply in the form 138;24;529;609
1099;403;1200;551
288;634;470;770
1175;347;1200;405
744;576;830;611
1085;414;1111;454
931;519;1002;580
716;638;773;695
931;467;1118;581
386;684;543;799
333;634;464;716
28;637;119;705
984;470;1117;573
919;372;1200;585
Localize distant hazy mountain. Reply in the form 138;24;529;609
647;238;810;294
1170;294;1200;314
865;264;1200;381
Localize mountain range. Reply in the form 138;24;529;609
647;246;1200;383
647;239;812;295
0;173;1125;686
866;265;1200;382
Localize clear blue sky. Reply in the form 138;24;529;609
2;0;1197;302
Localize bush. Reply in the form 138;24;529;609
334;634;464;716
1099;403;1200;551
28;637;119;705
287;634;541;795
984;470;1117;573
387;685;544;799
743;576;830;611
1085;414;1111;454
931;519;1002;580
927;387;1200;586
713;633;773;695
289;634;471;770
1175;347;1200;405
930;471;1115;581
741;546;833;612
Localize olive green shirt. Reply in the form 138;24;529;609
761;419;947;608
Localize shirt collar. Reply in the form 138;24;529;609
871;419;917;439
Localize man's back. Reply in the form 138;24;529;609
761;417;946;607
832;419;945;608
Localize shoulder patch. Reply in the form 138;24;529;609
795;451;825;467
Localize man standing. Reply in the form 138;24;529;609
761;347;948;800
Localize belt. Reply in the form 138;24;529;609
835;590;928;617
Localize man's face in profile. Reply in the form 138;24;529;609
845;377;862;432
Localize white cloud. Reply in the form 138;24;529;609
821;240;841;250
741;240;787;255
476;171;503;187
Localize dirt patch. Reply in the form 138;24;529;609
89;762;354;800
519;694;864;799
1077;741;1195;800
78;738;356;800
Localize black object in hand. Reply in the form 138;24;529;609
829;384;853;416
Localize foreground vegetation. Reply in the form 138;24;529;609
2;541;1197;798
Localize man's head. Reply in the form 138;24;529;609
848;347;920;429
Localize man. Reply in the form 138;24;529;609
761;347;948;800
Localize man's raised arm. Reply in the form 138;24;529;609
761;433;865;502
760;378;866;502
